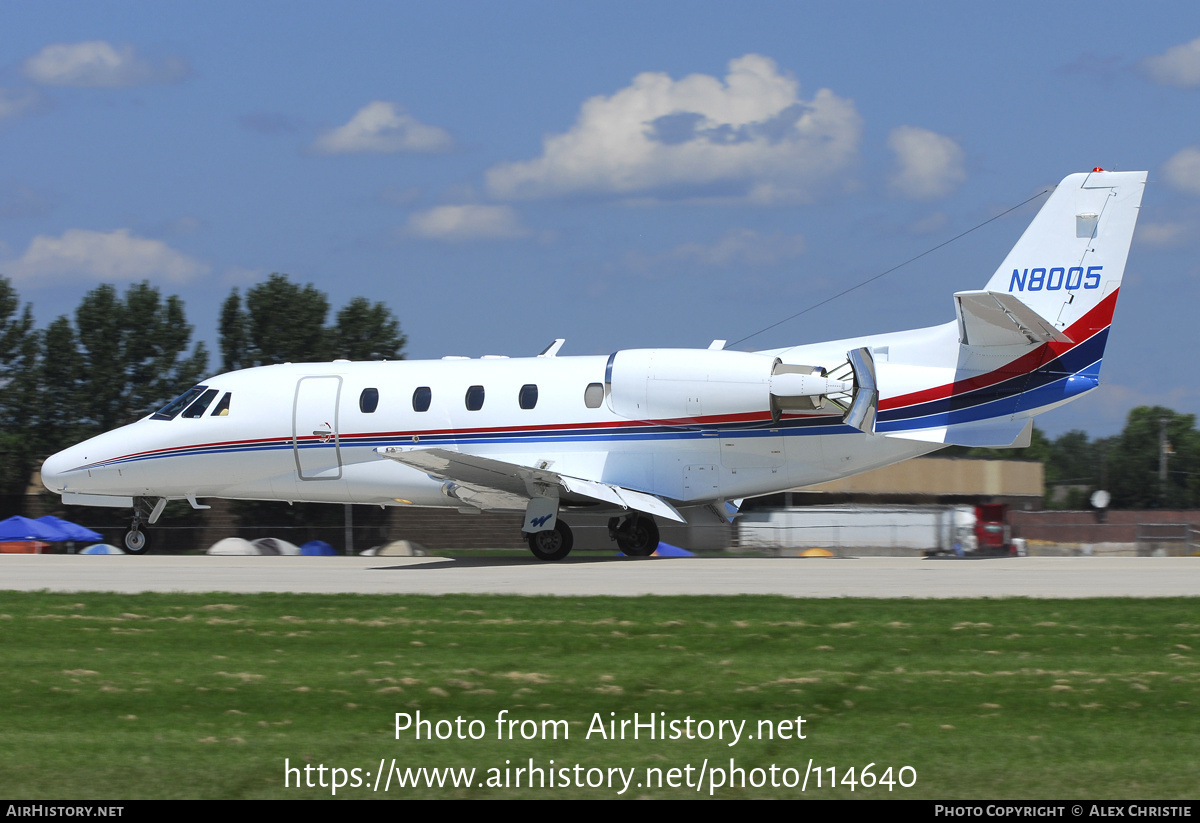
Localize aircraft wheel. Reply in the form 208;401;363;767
525;520;573;561
616;517;659;557
123;527;150;555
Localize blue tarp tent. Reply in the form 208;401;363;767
299;540;337;556
37;516;103;542
652;542;695;557
0;516;69;541
616;541;695;558
81;544;124;554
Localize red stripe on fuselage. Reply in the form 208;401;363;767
879;288;1118;412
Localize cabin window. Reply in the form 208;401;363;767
152;386;208;420
359;388;379;414
413;386;431;412
465;385;485;411
519;384;538;410
584;382;604;409
210;392;232;416
181;388;219;419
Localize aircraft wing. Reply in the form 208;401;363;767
374;447;686;522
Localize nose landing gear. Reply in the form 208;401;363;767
122;497;166;555
123;520;150;555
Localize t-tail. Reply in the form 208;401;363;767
877;169;1146;449
970;168;1144;351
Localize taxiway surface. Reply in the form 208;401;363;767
1;555;1198;597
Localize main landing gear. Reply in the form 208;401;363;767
525;520;573;561
609;514;660;557
520;510;662;562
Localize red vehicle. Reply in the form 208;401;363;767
974;504;1012;555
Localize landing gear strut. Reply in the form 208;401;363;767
525;519;573;561
122;497;163;555
123;518;150;555
610;514;660;557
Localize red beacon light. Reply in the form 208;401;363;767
1092;167;1106;172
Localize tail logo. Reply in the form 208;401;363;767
1009;266;1102;292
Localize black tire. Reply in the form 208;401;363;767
616;517;659;557
123;528;150;555
525;520;573;561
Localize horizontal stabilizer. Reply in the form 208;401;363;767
884;418;1033;449
955;290;1072;347
375;446;685;522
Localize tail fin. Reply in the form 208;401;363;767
977;169;1146;343
885;171;1146;448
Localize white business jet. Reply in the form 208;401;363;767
41;170;1145;559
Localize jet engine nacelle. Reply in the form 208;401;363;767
604;348;852;424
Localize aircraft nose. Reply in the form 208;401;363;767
41;446;81;493
40;443;91;496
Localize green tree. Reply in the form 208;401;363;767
73;282;209;433
220;274;406;366
218;289;249;372
243;274;330;364
36;316;84;458
1108;406;1200;509
331;297;405;361
0;280;43;498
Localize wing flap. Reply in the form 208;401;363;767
375;447;685;521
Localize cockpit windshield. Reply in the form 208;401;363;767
181;388;219;419
152;386;208;420
152;386;232;420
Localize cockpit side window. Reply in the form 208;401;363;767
152;386;208;420
210;392;232;417
181;388;219;419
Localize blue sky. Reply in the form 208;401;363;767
1;2;1198;437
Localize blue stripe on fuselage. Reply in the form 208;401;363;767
71;328;1110;471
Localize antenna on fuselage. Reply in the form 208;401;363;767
538;339;565;357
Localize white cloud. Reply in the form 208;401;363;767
1142;37;1200;87
5;229;208;284
313;101;452;154
404;205;530;241
22;41;187;87
485;54;862;203
1163;146;1200;195
887;126;966;200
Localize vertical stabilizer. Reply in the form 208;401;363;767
982;169;1145;341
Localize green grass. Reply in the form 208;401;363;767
0;593;1196;799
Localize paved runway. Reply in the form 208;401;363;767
1;554;1198;597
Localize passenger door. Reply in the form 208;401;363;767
293;376;343;480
